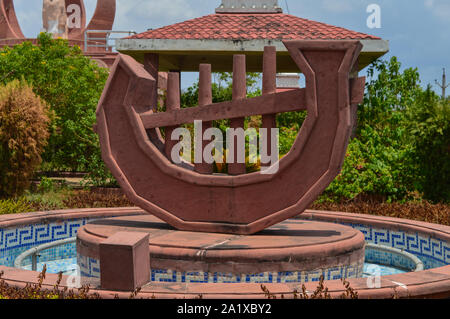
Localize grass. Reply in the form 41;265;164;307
1;184;448;228
0;182;133;215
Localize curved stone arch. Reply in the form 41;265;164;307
82;0;115;49
96;41;366;235
65;0;87;40
0;0;115;42
85;0;115;32
0;0;24;39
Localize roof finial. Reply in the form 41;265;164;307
216;0;283;14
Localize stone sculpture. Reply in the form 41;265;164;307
0;0;116;42
42;0;68;38
95;40;366;235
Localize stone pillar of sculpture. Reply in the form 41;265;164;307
42;0;68;39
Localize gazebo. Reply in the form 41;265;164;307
117;0;388;98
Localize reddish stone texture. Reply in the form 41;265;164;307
0;0;116;66
77;215;365;275
128;13;380;41
95;40;366;235
0;0;115;43
1;208;449;298
99;231;150;291
0;0;25;39
195;64;214;175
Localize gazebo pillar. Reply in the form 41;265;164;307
143;53;160;111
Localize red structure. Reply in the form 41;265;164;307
0;0;117;67
96;40;365;235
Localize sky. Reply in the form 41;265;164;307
12;0;450;93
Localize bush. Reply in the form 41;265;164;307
407;90;449;202
323;57;428;202
310;200;449;226
0;267;100;299
324;126;415;202
0;33;109;171
0;80;50;198
0;198;32;215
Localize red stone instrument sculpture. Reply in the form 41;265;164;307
95;40;365;235
0;0;115;42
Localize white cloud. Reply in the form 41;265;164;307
114;0;200;31
424;0;450;19
320;0;358;13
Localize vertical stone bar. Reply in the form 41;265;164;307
261;46;277;168
350;57;360;139
143;53;159;111
165;72;181;161
143;53;165;152
195;64;214;174
228;55;247;175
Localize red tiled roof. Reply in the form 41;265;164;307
129;13;380;41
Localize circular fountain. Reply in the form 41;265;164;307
0;39;448;299
1;207;449;298
76;215;366;283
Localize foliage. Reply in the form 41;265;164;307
277;111;307;155
324;126;415;202
0;80;50;198
82;149;118;188
0;198;32;215
38;176;55;193
311;200;449;226
62;190;133;208
0;33;109;171
0;267;100;299
261;276;359;299
406;90;449;202
324;57;449;203
181;72;262;108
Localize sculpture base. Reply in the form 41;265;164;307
77;215;365;284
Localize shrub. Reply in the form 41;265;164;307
407;90;449;203
323;57;426;202
310;200;449;226
0;198;32;215
0;267;100;299
0;80;50;198
0;33;109;171
324;126;415;202
62;190;133;208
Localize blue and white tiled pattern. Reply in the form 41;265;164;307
0;218;92;267
365;247;417;271
150;262;364;283
1;216;449;284
363;263;407;277
340;222;450;269
22;257;78;275
77;253;100;278
77;259;364;284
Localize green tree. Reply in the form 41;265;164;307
0;33;109;171
407;88;449;202
324;57;422;202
